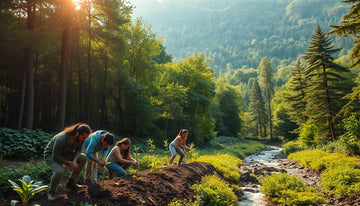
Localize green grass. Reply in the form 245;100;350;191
288;149;360;197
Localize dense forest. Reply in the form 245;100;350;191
1;0;360;152
132;0;355;72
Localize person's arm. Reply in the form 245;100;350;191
178;137;191;151
114;147;138;166
128;154;139;167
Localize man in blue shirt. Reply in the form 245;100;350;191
82;130;115;184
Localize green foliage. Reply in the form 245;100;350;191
329;0;360;67
303;24;349;140
288;149;360;197
8;175;49;206
0;161;52;202
335;115;360;155
213;78;243;137
273;105;298;141
260;172;326;205
0;128;52;160
197;154;242;182
168;196;201;206
298;123;319;148
282;140;303;155
187;143;199;163
248;79;267;138
288;149;360;171
321;166;360;197
201;138;266;159
137;154;168;171
284;59;307;127
192;174;237;206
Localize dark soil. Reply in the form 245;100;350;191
31;162;216;206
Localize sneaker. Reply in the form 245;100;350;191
48;191;56;201
65;178;83;190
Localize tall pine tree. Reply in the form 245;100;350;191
329;0;360;67
249;79;267;138
258;57;274;139
303;24;349;140
285;59;307;130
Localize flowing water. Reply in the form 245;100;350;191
238;146;283;206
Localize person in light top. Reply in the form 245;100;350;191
106;138;139;178
168;129;191;166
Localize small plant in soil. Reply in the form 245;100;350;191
147;138;163;172
187;142;198;163
8;175;49;206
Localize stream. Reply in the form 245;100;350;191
238;145;284;206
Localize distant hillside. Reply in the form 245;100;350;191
131;0;354;73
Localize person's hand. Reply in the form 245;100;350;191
133;160;139;168
68;161;79;171
185;147;191;152
97;160;106;167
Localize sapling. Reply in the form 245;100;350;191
8;175;49;206
187;142;198;163
147;138;162;172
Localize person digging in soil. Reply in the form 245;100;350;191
105;138;139;179
44;123;92;201
82;130;115;184
168;129;191;166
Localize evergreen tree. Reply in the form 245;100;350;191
329;0;360;67
258;57;274;139
303;24;349;140
284;59;307;129
248;79;267;138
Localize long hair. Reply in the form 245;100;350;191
177;129;188;137
115;138;130;158
64;123;92;136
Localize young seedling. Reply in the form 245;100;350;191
8;175;49;206
187;142;198;163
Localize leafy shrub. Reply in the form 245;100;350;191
321;166;360;197
0;128;52;160
334;115;360;156
168;196;201;206
288;149;360;171
282;140;303;155
197;154;242;182
277;190;327;206
261;172;326;205
298;123;319;148
137;154;167;171
0;161;52;202
192;174;237;206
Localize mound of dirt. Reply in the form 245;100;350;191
32;162;216;206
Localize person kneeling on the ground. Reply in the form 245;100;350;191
82;130;115;184
168;129;191;166
44;123;92;201
106;138;139;179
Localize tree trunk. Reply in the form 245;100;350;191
86;2;92;124
18;0;35;129
57;28;71;129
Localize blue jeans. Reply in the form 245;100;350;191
106;162;131;176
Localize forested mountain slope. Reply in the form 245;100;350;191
131;0;354;73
